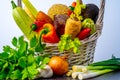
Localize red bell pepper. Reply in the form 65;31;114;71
39;23;59;43
31;21;46;32
78;28;91;40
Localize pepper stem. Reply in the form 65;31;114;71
11;0;17;9
29;24;37;34
35;28;50;52
38;28;50;44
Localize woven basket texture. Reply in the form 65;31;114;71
17;0;105;68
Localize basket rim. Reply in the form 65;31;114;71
44;29;101;47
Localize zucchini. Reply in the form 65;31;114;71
11;0;36;40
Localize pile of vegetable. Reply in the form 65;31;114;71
1;0;110;79
66;55;120;80
0;29;69;79
11;0;99;53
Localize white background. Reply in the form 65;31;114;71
0;0;120;62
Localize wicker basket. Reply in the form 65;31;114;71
17;0;105;68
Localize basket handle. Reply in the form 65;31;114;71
17;0;83;6
17;0;22;7
96;0;105;24
96;0;106;34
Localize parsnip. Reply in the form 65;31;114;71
65;18;82;39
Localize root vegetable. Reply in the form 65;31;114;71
36;11;53;24
48;56;69;75
65;18;81;39
37;65;53;78
54;14;69;37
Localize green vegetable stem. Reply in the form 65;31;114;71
35;27;49;52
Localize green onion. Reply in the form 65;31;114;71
69;56;120;79
72;72;83;79
78;69;113;80
89;59;120;66
87;66;120;70
72;65;120;73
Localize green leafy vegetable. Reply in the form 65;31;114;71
12;37;17;47
9;69;21;79
58;34;81;53
0;35;50;80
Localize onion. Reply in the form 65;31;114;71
48;56;69;75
